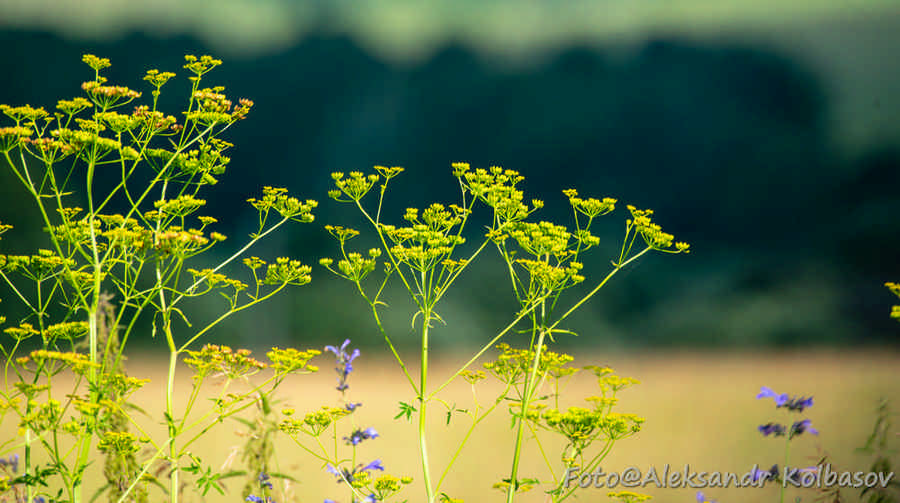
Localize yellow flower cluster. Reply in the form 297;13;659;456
455;164;535;223
183;344;267;380
541;407;644;445
143;69;176;88
380;204;467;272
329;171;380;201
261;257;312;286
0;103;48;122
132;105;178;134
266;347;321;375
248;186;318;223
155;195;207;217
183;54;222;77
887;282;900;321
0;125;33;152
278;406;349;436
0;249;74;280
97;431;141;455
185;86;244;125
320;246;380;282
607;490;653;502
20;398;64;432
80;80;141;109
626;205;690;253
82;54;111;71
154;226;210;258
350;473;414;499
186;268;247;292
484;343;575;384
51;126;122;158
27;349;99;375
44;321;89;341
563;189;617;218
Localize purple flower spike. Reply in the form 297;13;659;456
758;422;786;436
785;396;813;412
756;386;777;399
756;386;789;406
325;339;361;392
344;427;380;446
324;339;350;356
751;464;779;484
361;459;385;472
791;419;819;437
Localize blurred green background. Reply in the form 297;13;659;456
0;0;898;352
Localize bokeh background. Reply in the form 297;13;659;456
0;1;898;502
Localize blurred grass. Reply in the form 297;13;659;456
4;349;898;502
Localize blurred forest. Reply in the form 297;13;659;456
0;1;898;352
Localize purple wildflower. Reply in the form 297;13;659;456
345;402;362;412
325;339;360;392
361;459;385;472
258;472;273;490
0;454;19;473
790;419;818;437
750;464;779;484
326;459;385;484
756;387;813;412
758;422;786;436
246;496;275;503
756;386;789;407
696;491;717;502
784;396;814;412
344;427;379;446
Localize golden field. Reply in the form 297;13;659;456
3;349;899;503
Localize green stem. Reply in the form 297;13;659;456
167;348;179;503
434;382;511;493
506;325;547;503
781;437;791;503
419;309;435;503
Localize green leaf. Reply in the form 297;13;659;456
394;401;417;421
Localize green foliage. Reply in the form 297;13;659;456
858;399;900;503
322;162;688;502
0;53;319;503
0;49;698;503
